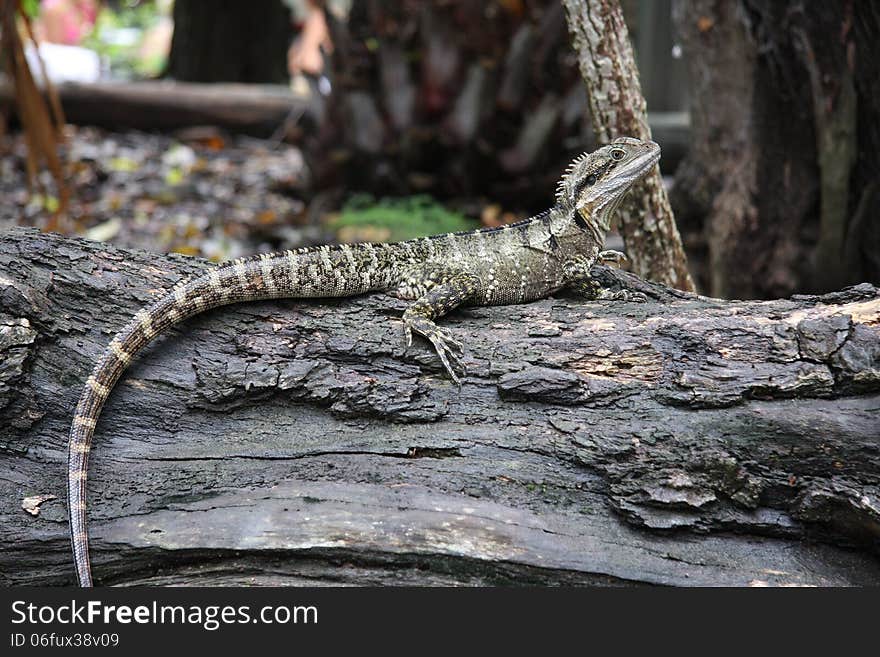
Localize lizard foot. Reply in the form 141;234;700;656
403;317;466;384
598;250;628;266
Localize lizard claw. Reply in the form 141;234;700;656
401;315;467;383
437;328;464;355
428;331;466;384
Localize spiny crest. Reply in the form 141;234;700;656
555;151;591;197
555;149;607;206
566;151;592;174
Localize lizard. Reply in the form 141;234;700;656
67;136;661;586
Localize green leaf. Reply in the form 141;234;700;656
334;195;476;242
109;157;139;172
21;0;40;18
164;167;184;186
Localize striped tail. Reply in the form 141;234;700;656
68;245;394;586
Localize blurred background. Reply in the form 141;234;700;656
1;0;877;299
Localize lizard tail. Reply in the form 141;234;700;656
68;246;390;586
68;287;195;586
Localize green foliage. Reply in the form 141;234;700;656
334;195;476;242
21;0;40;18
81;0;165;79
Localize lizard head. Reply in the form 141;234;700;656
556;137;661;232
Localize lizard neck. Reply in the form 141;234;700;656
548;198;607;257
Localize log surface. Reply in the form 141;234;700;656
1;227;879;586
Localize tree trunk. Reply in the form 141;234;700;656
167;0;293;84
1;228;879;586
562;0;696;293
671;0;880;299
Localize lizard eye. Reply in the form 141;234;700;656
611;149;625;161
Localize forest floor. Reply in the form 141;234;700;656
0;125;631;262
0;126;315;260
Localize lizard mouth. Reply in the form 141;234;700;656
616;141;661;183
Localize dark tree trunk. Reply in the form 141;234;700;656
2;228;879;586
671;0;880;299
167;0;293;84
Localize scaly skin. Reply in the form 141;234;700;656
68;137;661;586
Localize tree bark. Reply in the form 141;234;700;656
167;0;293;84
671;0;880;299
562;0;696;293
1;228;879;586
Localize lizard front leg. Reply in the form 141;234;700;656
563;254;646;301
398;268;479;383
598;250;628;266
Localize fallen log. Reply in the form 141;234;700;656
0;79;302;133
1;227;878;586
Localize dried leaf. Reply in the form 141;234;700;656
85;217;122;242
697;16;714;33
21;493;57;517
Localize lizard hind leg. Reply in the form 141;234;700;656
393;263;452;300
400;269;479;384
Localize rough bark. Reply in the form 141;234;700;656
671;0;879;299
1;227;879;587
669;0;758;299
562;0;696;293
167;0;293;84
